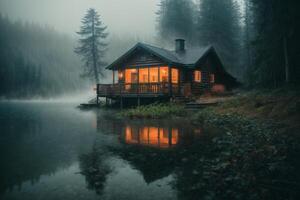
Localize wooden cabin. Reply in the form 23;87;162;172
97;39;237;105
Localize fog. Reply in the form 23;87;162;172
0;0;163;99
0;0;160;37
3;0;294;100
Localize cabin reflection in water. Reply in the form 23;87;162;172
124;126;179;148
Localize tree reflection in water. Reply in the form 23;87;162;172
79;144;111;195
75;112;300;200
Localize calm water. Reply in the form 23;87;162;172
0;101;219;200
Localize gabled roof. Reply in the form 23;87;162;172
143;43;213;66
106;42;213;69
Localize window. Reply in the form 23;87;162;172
210;74;215;83
172;68;179;83
125;69;138;83
160;66;169;82
194;70;202;82
139;68;149;83
149;67;159;83
118;70;124;81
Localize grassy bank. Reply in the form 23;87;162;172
109;89;300;198
118;103;185;119
211;88;300;130
186;89;300;199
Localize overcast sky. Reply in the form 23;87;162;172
0;0;244;39
0;0;160;37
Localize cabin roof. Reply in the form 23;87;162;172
142;43;213;65
106;42;214;69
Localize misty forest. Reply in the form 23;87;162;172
0;0;299;200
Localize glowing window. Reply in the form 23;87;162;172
139;127;149;145
125;126;139;144
148;127;159;145
160;66;169;82
139;68;149;83
149;67;159;83
125;69;137;83
118;70;124;80
171;68;179;83
171;128;178;145
194;70;202;82
210;74;215;83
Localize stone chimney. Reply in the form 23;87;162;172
175;39;185;53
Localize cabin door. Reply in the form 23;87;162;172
131;72;138;83
129;71;138;92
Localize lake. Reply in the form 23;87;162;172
0;101;220;200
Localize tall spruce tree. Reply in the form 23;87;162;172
247;0;300;87
197;0;241;76
75;8;108;84
156;0;196;46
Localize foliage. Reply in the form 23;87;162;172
245;0;300;87
156;0;196;46
185;109;300;199
0;15;86;98
75;8;108;84
119;103;185;119
103;103;300;199
79;144;111;195
197;0;242;76
156;0;242;77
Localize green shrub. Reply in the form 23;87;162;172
119;103;185;119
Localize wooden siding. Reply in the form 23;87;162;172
119;49;166;68
100;46;236;99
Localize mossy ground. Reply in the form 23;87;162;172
115;88;300;199
118;102;185;119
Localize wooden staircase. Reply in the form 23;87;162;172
185;101;218;109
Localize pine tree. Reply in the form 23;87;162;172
75;8;108;84
247;0;300;87
156;0;196;45
196;0;241;76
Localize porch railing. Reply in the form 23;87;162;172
97;83;180;96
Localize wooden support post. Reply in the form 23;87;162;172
148;66;150;93
178;69;181;95
137;97;140;107
113;70;115;85
158;66;160;82
168;66;172;97
158;66;161;93
137;67;140;94
120;97;123;109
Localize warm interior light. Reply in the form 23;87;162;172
125;69;138;83
210;74;215;83
139;68;149;83
160;66;169;82
124;125;179;148
194;70;202;82
118;70;123;79
150;67;159;83
172;68;179;83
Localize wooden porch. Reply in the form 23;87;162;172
97;83;181;98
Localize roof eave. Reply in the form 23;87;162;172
106;43;177;70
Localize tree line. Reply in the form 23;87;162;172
0;15;88;98
156;0;300;87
